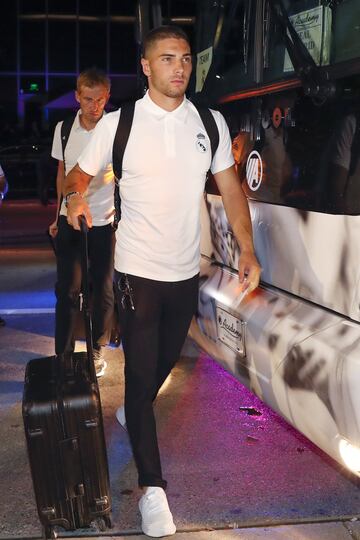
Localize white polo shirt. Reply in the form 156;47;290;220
51;110;114;226
78;92;234;281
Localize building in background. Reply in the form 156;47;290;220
0;0;195;139
0;0;194;199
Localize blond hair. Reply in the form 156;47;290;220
76;68;111;92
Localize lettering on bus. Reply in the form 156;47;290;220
196;46;213;93
216;306;246;356
284;6;332;72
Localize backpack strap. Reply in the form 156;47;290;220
193;105;219;164
57;114;76;223
112;102;136;228
60;114;77;169
349;111;360;177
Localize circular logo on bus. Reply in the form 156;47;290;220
246;151;263;191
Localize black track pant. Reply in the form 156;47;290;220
55;216;115;355
114;270;199;489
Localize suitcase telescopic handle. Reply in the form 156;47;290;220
79;215;97;384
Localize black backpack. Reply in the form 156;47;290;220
112;101;220;229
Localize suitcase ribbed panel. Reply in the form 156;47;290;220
22;354;111;533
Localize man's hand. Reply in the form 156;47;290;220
63;163;93;230
214;165;261;294
66;194;92;230
48;220;58;238
238;250;261;294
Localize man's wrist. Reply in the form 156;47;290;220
64;191;82;208
239;246;256;257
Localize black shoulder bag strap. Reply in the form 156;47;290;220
112;102;136;229
193;104;220;167
57;114;76;222
349;111;360;177
342;112;360;207
60;114;76;170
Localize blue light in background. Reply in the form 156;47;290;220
0;290;56;311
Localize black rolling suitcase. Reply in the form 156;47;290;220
22;217;112;539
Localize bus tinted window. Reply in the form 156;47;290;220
333;0;360;63
264;0;360;83
264;0;332;82
234;84;360;215
195;0;360;214
195;0;256;100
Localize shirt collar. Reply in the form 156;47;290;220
72;110;83;131
141;90;189;123
74;109;106;132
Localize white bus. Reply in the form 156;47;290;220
190;0;360;477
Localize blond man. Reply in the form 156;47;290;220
49;68;114;376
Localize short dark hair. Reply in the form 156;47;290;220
142;25;190;57
77;67;111;92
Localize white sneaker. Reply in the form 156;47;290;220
93;347;107;378
115;406;127;431
139;486;176;538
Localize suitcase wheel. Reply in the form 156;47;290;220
96;515;112;531
42;525;57;539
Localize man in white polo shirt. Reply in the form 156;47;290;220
49;68;114;377
64;27;261;537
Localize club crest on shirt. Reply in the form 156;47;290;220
195;132;208;153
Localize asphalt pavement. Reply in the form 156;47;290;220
0;198;56;246
0;199;359;540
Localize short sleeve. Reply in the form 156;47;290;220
51;122;63;161
210;110;235;175
78;112;118;177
